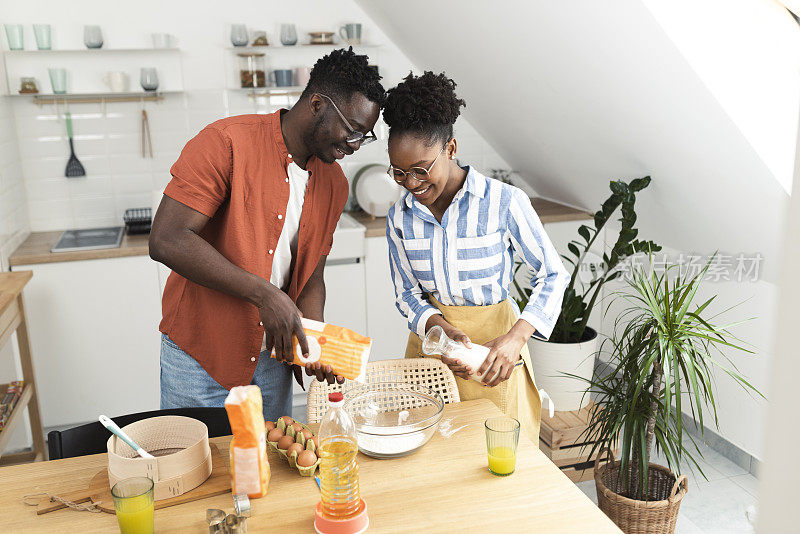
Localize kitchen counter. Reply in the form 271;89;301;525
350;197;591;237
1;399;620;533
10;198;589;265
8;232;150;267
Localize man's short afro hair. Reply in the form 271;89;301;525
301;47;386;106
382;71;466;145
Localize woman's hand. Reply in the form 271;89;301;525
424;317;475;380
478;332;526;387
440;324;474;379
478;318;537;387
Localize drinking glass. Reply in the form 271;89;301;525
111;477;154;534
48;68;67;94
485;417;520;476
140;68;158;91
230;24;248;47
33;24;51;50
84;25;103;48
280;24;297;46
4;24;24;50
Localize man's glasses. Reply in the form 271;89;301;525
319;94;377;145
388;142;447;184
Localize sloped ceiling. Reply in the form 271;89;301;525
356;0;795;282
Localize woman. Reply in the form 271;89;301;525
384;72;569;442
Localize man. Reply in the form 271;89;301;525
149;48;385;421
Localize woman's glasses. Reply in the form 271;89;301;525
388;143;447;184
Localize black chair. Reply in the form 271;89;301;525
47;407;232;460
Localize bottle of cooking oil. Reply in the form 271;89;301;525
317;392;360;520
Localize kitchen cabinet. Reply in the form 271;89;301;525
364;237;412;360
13;256;162;429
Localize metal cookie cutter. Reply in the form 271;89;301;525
233;493;251;517
224;513;248;533
207;509;226;533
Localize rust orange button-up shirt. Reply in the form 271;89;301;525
159;111;349;390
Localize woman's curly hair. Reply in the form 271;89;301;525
301;47;385;106
383;71;466;145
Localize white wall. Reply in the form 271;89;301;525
357;0;795;462
0;0;511;233
642;0;800;194
757;102;800;534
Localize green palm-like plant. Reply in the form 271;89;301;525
576;254;763;500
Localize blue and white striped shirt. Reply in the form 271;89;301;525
386;166;569;340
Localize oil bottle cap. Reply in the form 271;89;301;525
328;392;344;402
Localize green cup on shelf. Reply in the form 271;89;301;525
48;68;67;94
33;24;51;50
4;24;24;50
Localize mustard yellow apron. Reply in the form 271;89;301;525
405;297;542;444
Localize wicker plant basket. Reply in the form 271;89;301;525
594;448;688;534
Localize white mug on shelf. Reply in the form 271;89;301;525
151;33;176;49
103;71;130;93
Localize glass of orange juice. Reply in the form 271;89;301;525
111;477;154;534
485;417;520;476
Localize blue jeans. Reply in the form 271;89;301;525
160;334;293;422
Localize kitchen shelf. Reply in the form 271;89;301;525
3;48;185;97
3;48;180;55
227;44;379;52
0;272;46;465
12;91;181;105
237;86;305;97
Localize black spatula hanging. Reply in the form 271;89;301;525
64;111;86;178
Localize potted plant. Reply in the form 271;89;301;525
513;177;660;411
580;256;762;533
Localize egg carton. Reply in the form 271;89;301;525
267;416;321;477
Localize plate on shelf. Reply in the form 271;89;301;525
353;164;403;218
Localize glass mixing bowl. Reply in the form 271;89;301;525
344;382;444;459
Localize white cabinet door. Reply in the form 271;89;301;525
364;238;413;361
323;259;368;335
292;258;369;406
15;256;162;428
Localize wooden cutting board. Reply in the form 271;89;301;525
37;444;231;515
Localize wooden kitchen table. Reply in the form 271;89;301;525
0;399;620;533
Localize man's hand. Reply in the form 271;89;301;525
257;283;309;368
294;255;344;386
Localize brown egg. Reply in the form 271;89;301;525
297;450;318;467
291;422;304;434
287;442;304;457
300;428;313;440
265;420;276;431
279;416;294;426
311;436;319;449
267;428;284;443
277;435;295;450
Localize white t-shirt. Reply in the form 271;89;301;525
262;160;309;353
270;160;310;290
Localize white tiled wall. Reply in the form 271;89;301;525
2;0;516;234
0;95;29;268
10;89;517;233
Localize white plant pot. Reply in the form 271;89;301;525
529;327;598;412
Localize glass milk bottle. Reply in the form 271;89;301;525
422;325;491;382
